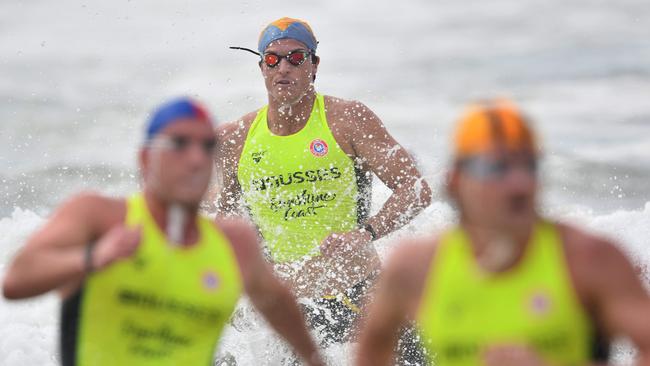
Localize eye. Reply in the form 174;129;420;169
491;160;509;176
170;136;190;151
288;52;306;65
264;53;280;67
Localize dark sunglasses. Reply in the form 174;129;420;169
229;46;313;67
150;135;217;155
458;156;538;180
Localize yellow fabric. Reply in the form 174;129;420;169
237;94;360;262
417;221;593;365
77;194;242;365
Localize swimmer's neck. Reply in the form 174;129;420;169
143;189;200;246
461;219;535;272
267;90;316;135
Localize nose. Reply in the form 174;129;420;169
183;143;212;167
504;163;536;191
277;57;293;74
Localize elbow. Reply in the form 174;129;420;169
2;274;23;300
2;261;40;300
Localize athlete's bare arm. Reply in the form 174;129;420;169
211;112;257;216
218;218;324;366
356;238;436;366
324;97;432;246
2;193;138;299
563;225;650;366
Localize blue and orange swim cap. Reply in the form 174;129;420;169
453;99;539;158
258;17;317;54
145;97;213;142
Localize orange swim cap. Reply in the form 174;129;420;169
453;99;538;159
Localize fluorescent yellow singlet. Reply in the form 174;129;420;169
237;94;366;262
61;194;242;366
417;221;594;366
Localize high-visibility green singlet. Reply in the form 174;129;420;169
237;94;362;262
417;221;593;366
68;194;242;366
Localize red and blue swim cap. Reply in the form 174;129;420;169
145;97;213;142
258;17;317;54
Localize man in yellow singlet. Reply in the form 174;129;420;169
356;100;650;365
213;17;432;357
2;98;323;366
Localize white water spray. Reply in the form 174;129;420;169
166;203;186;245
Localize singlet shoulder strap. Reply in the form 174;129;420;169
247;105;270;137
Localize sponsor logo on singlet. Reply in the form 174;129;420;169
117;288;223;322
251;151;266;163
528;290;552;316
202;271;220;291
250;167;342;191
309;139;329;157
270;189;338;220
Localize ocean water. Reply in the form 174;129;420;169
1;0;649;365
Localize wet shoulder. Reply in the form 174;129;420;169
559;222;622;270
213;217;260;268
323;95;373;127
557;222;632;308
322;95;374;155
216;110;259;150
59;192;127;235
215;111;259;170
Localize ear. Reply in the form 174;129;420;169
311;55;320;82
445;166;460;203
139;147;149;179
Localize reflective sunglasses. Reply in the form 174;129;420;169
458;156;538;180
262;49;311;67
149;135;217;155
229;46;313;68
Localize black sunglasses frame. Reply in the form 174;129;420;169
262;49;312;67
229;46;316;67
150;135;217;155
458;156;538;180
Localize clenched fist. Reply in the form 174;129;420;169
91;226;142;271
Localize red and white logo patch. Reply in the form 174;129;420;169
528;290;552;316
201;270;220;291
309;139;329;157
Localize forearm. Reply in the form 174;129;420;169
367;179;431;238
214;179;244;217
215;193;241;217
3;245;86;299
637;355;650;366
250;278;321;365
356;321;400;366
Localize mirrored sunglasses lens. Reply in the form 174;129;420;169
287;52;307;65
462;158;503;179
170;136;190;151
264;54;280;67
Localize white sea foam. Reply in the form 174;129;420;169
1;201;648;365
